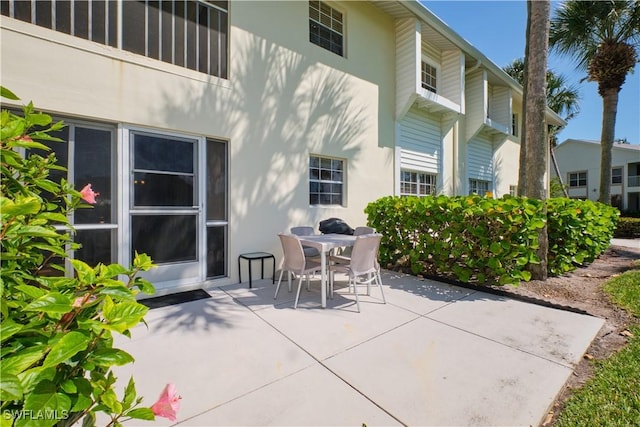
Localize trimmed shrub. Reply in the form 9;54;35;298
365;195;545;285
547;198;620;275
365;195;619;285
614;217;640;238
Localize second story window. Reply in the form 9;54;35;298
1;0;228;79
421;61;437;93
612;167;623;184
309;1;343;56
512;113;519;137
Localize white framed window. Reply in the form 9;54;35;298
400;170;436;196
509;185;517;196
309;155;344;205
1;0;229;78
612;167;623;185
421;59;438;93
469;179;490;195
27;118;118;268
511;113;519;137
309;0;343;56
568;171;587;188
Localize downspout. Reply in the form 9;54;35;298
452;120;458;195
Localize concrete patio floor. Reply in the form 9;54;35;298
113;270;604;426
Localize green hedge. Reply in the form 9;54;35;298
365;195;619;285
614;217;640;238
547;198;619;275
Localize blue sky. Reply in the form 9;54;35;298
422;0;640;145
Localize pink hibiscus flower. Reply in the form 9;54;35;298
151;383;181;422
79;184;98;204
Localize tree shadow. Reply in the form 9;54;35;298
145;33;372;330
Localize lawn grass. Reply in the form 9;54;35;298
604;263;640;315
555;268;640;427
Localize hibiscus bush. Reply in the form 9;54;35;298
1;87;179;426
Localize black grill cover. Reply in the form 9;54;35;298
319;218;354;235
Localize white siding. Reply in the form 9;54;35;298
421;40;440;61
491;86;511;129
395;18;420;119
399;107;441;174
467;134;494;181
441;49;464;112
465;69;486;140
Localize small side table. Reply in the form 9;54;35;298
238;252;276;288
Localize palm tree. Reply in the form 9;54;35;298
521;0;551;280
550;0;640;204
504;58;581;196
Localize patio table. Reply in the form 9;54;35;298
297;233;357;308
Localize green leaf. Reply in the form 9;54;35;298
1;345;47;375
15;367;56;396
70;259;96;284
23;292;72;314
0;196;41;216
489;242;503;254
16;226;60;238
520;271;532;281
60;379;77;394
26;112;51;126
0;373;23;401
90;348;135;367
0;319;22;343
20;381;71;427
102;301;148;333
1;86;20;100
99;389;122;414
98;285;136;301
43;331;90;367
122;377;137;409
125;408;155;421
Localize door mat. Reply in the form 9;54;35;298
140;289;211;310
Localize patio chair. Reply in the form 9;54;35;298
333;226;375;259
290;226;321;258
328;233;386;312
274;233;323;309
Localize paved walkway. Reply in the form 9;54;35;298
611;238;640;249
113;271;604;426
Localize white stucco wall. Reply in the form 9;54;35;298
552;139;640;207
1;0;396;286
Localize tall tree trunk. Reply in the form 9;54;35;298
598;88;618;204
523;0;550;280
517;2;532;197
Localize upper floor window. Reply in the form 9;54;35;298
568;171;587;188
421;60;438;93
612;167;623;185
400;170;436;197
309;1;343;56
1;0;228;79
309;155;344;205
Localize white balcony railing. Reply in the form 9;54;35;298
629;175;640;187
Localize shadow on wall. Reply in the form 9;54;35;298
155;34;370;246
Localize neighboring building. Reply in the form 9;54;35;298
1;0;563;296
552;139;640;212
